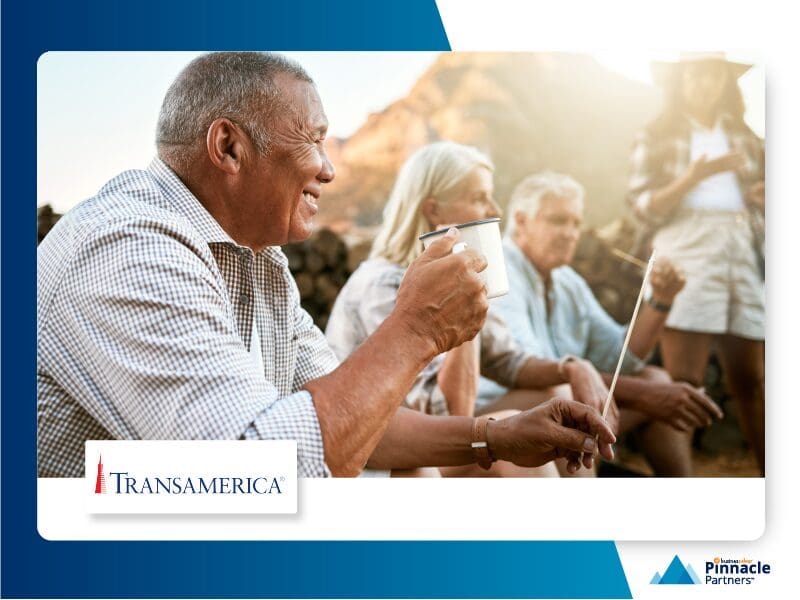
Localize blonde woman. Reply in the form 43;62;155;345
326;141;615;477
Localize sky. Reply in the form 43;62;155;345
37;51;764;214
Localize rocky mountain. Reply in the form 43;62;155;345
318;52;661;228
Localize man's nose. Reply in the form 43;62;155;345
318;151;335;184
561;224;580;241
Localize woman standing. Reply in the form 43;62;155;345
628;53;765;474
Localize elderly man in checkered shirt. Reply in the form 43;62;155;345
37;52;616;477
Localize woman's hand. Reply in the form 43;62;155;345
649;257;687;304
688;152;745;183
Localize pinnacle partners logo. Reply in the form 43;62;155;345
650;555;701;585
651;554;772;586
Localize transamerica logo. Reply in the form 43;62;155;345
86;441;297;514
92;454;284;495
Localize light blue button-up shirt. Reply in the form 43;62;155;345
478;238;645;406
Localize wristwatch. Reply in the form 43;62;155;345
646;295;672;313
471;415;496;470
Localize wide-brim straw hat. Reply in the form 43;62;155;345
651;52;752;85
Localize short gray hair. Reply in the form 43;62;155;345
156;52;312;166
505;171;584;238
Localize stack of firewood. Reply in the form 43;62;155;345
283;229;352;331
571;218;645;324
38;204;61;243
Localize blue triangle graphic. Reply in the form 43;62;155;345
650;571;662;584
686;563;702;584
659;555;695;584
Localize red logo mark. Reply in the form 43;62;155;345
94;454;106;494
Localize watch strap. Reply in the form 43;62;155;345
647;296;672;313
471;415;496;470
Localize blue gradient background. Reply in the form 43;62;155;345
2;0;630;597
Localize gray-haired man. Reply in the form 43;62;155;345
480;172;725;476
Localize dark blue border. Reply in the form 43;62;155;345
2;1;630;597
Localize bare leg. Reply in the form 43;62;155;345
654;330;714;476
440;409;560;477
659;329;714;387
716;335;766;476
629;366;694;476
475;385;570;415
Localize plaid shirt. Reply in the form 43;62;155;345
38;158;338;478
628;113;765;226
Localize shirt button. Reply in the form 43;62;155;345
239;293;250;304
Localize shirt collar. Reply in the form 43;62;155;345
147;157;237;246
146;158;291;267
503;237;545;294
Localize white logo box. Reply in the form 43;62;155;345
85;440;297;514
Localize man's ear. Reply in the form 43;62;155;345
206;118;247;175
420;197;439;228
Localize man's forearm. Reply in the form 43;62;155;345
514;356;567;390
600;373;651;412
628;304;669;359
366;407;474;470
304;314;437;476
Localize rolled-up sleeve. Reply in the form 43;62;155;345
479;311;530;388
44;217;330;477
243;391;329;477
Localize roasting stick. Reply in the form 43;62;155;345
579;250;657;468
611;247;648;271
602;250;656;418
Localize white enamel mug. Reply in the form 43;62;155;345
419;217;509;299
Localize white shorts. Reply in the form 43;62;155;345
652;209;765;339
